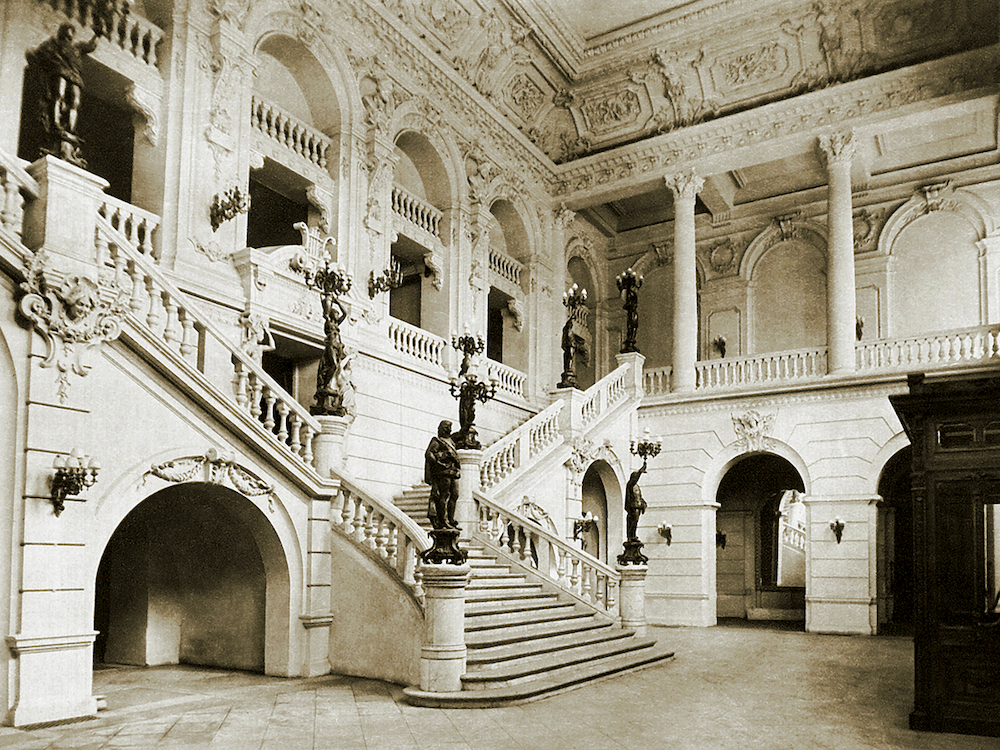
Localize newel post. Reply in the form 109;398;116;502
617;563;649;637
419;563;472;692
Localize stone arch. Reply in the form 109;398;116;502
702;437;812;506
740;219;829;281
86;446;304;677
878;184;995;256
866;431;911;496
581;457;625;564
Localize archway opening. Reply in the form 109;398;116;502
876;446;914;634
581;463;610;563
94;483;288;673
715;453;806;624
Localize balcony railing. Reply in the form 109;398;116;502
644;324;1000;397
98;194;160;261
484;359;526;399
387;318;446;369
250;96;332;170
488;246;523;288
391;184;442;239
0;153;38;239
41;0;162;68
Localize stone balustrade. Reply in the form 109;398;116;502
480;400;563;489
484;358;526;399
334;481;429;602
473;492;619;616
580;364;630;427
0;153;38;239
391;184;442;238
251;96;331;170
387;318;446;368
98;194;159;260
488;246;523;288
40;0;162;67
856;325;1000;372
643;366;672;396
696;347;828;390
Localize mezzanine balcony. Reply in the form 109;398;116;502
643;324;1000;399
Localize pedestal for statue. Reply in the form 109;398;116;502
419;563;471;692
311;415;351;478
421;528;466;565
617;563;649;637
456;449;483;538
617;538;648;565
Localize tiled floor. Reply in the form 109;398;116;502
3;623;999;749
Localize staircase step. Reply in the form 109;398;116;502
465;590;557;605
464;613;613;648
462;637;659;688
464;609;595;634
402;644;675;708
466;626;635;664
464;603;579;627
464;598;564;617
466;581;540;594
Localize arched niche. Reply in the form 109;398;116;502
255;34;341;137
93;482;290;675
751;238;828;354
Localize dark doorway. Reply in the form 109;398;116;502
876;446;914;634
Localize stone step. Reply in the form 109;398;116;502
464;602;580;628
464;608;596;635
466;625;634;665
464;598;565;617
464;616;614;649
466;580;540;594
462;637;660;689
402;645;675;708
465;590;557;605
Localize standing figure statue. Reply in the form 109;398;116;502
425;420;460;530
26;22;98;167
311;286;348;416
617;268;642;354
624;462;647;540
558;316;578;388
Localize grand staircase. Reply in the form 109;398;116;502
400;496;675;706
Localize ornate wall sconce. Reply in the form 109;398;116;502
210;186;250;231
368;259;403;298
830;517;845;544
573;511;596;541
712;335;727;358
716;531;727;549
51;448;100;516
658;523;672;545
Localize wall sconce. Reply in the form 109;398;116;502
51;448;100;517
210;187;250;231
712;335;727;358
716;531;727;549
573;512;596;541
830;517;845;544
658;523;672;545
368;259;403;298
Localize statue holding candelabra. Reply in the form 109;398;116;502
618;429;661;565
449;329;498;450
306;259;353;417
616;268;643;354
558;283;588;389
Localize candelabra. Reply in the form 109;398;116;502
631;428;662;463
449;329;496;450
558;284;588;389
306;259;352;417
51;448;100;516
367;259;403;298
618;429;662;565
616;267;643;354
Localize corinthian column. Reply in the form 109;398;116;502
818;132;857;375
665;171;704;392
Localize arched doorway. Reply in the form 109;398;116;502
581;463;609;563
94;483;289;673
716;454;806;622
876;446;914;634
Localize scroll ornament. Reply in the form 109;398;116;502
144;448;277;511
17;250;129;403
732;409;776;451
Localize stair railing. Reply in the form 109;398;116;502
0;152;38;239
480;399;563;490
96;216;430;600
472;491;619;617
580;362;631;429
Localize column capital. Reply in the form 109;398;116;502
817;131;856;169
664;170;704;200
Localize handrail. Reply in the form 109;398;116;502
480;400;563;489
580;361;630;427
473;491;619;616
98;214;430;602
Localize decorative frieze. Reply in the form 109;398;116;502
144;448;278;510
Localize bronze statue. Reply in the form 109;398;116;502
425;419;460;530
617;268;642;354
27;23;98;167
307;262;352;417
624;463;647;540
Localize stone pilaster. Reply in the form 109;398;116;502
665;171;703;392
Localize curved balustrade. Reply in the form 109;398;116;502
580;363;630;427
856;325;1000;372
480;400;563;489
391;184;442;238
0;153;37;238
334;479;430;602
97;215;322;468
99;195;159;260
251;96;331;170
387;318;446;368
473;492;619;616
484;359;526;399
488;246;523;288
696;348;827;390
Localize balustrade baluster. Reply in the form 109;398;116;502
570;558;580;594
289;415;302;455
354;501;368;544
233;362;249;408
263;392;277;431
340;489;354;534
162;293;180;347
249;376;263;420
606;580;618;613
128;262;145;314
388;526;399;568
301;424;315;465
376;514;390;558
582;565;593;602
276;402;289;443
144;278;162;331
179;312;197;361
